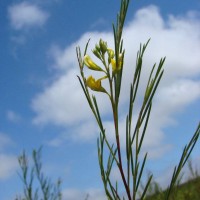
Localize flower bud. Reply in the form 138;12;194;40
95;44;101;52
111;54;123;74
107;48;115;63
92;48;101;59
99;39;107;54
86;76;107;93
84;55;103;71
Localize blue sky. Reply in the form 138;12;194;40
0;0;200;199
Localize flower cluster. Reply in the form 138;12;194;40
83;39;123;94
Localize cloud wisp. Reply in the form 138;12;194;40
0;133;18;180
0;133;13;151
62;188;106;200
32;6;200;157
6;110;21;123
0;154;18;180
8;2;49;30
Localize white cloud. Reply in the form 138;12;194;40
62;188;106;200
0;154;18;180
0;133;13;150
8;2;49;30
0;134;18;180
32;69;93;126
32;6;200;157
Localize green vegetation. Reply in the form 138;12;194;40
77;0;200;199
15;0;200;199
145;176;200;200
15;147;62;200
15;148;200;200
144;160;200;200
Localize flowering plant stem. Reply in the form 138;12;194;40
16;147;62;200
77;0;200;199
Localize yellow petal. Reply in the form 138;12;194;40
107;48;115;64
111;54;123;74
84;55;103;71
107;48;115;59
111;59;117;72
86;76;106;93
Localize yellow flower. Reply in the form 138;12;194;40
84;55;103;71
107;48;115;63
111;54;123;74
111;59;116;71
86;76;107;93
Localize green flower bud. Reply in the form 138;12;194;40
99;39;107;54
107;48;115;63
92;48;101;59
95;44;101;52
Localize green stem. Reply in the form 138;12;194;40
112;97;132;200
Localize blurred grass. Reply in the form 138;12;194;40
144;158;200;200
145;176;200;200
